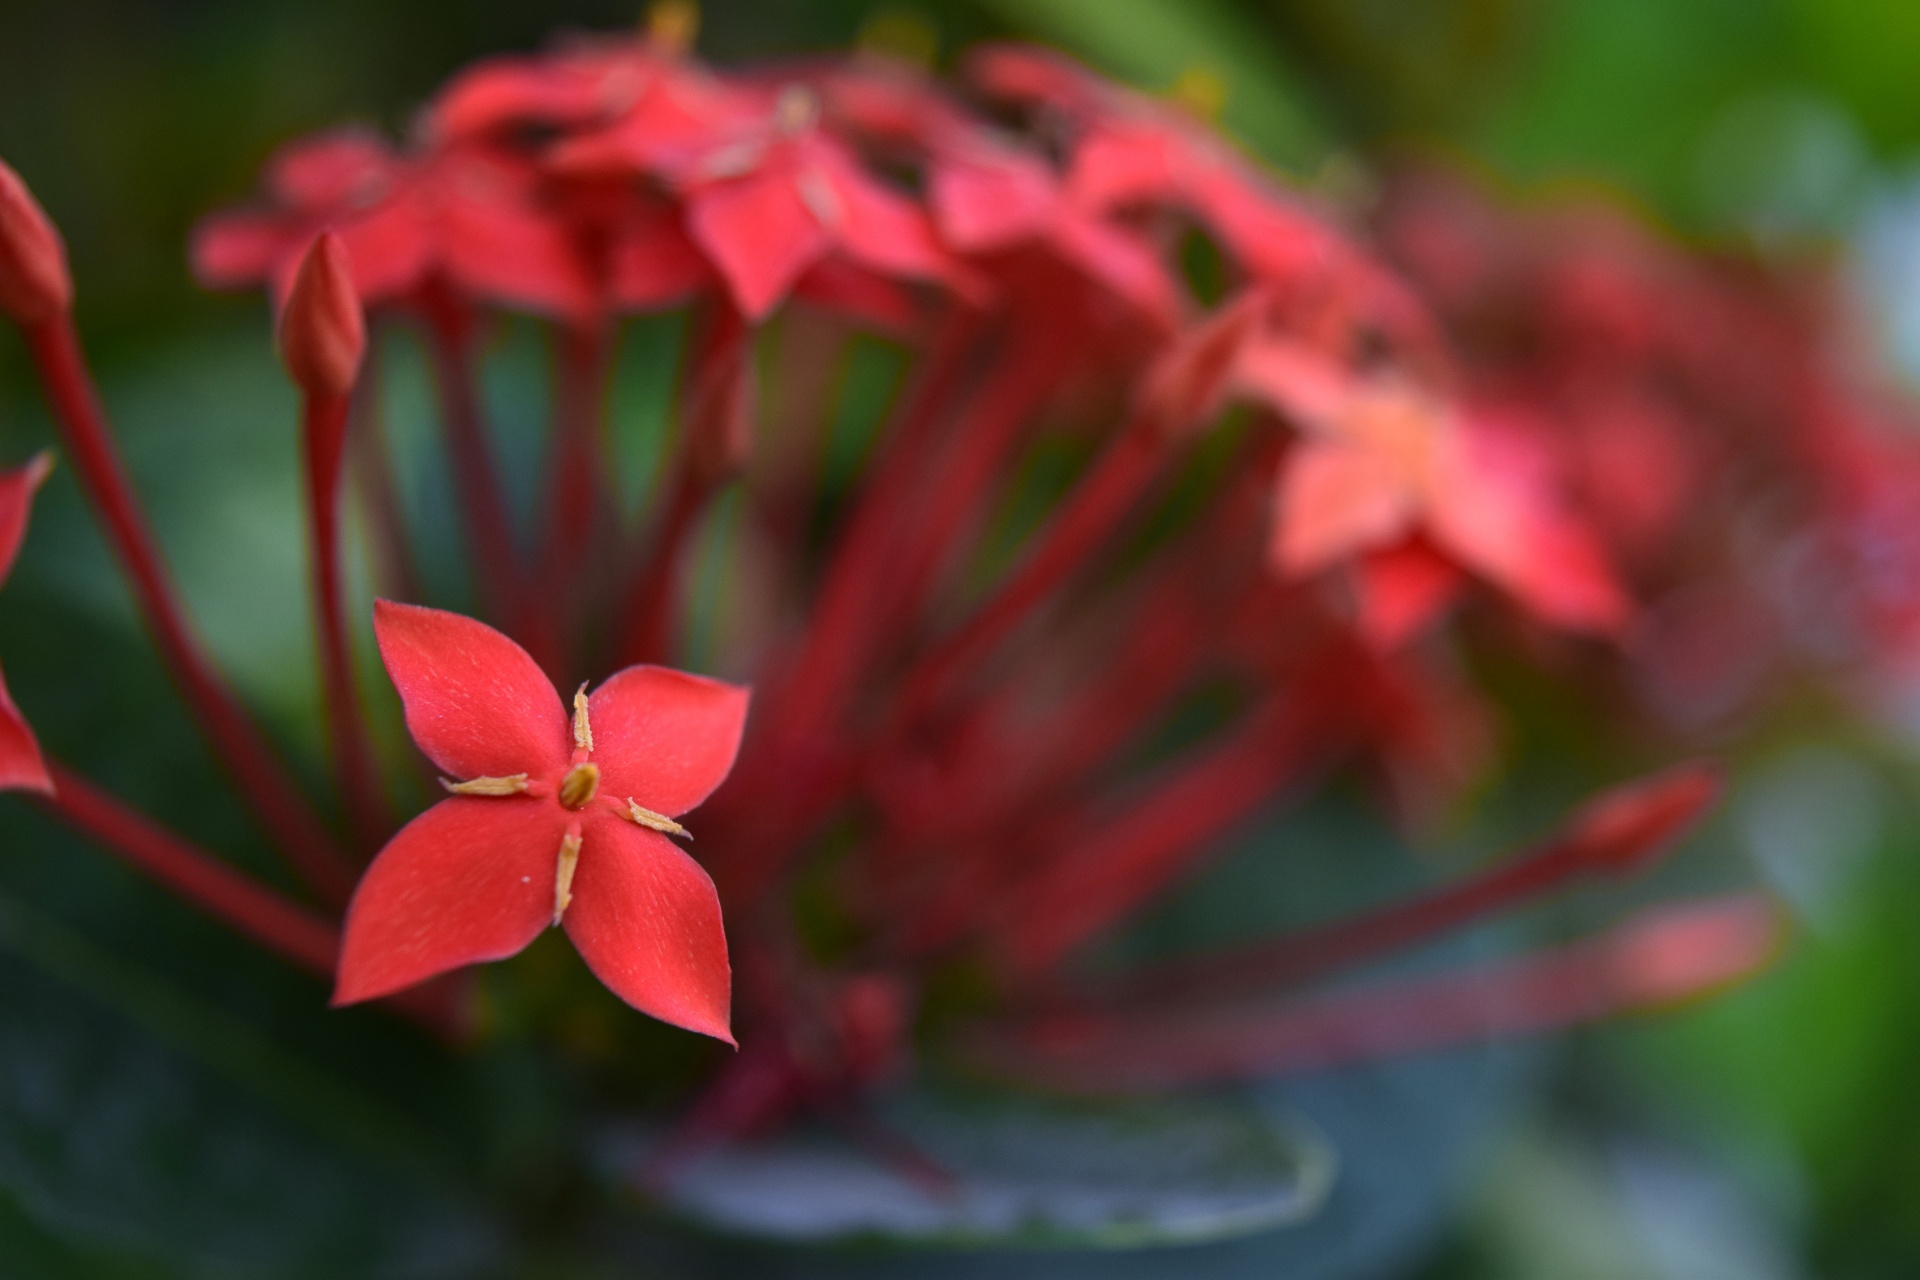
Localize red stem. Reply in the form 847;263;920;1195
891;420;1168;725
616;466;713;666
962;894;1784;1093
1089;772;1716;1008
867;574;1213;950
613;299;751;667
760;316;1052;757
536;321;612;657
997;670;1355;976
750;310;851;565
36;762;340;977
302;388;392;852
22;317;355;905
866;326;1068;648
348;335;424;602
418;293;558;670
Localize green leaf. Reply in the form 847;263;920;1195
619;1082;1332;1248
0;892;504;1279
974;0;1327;168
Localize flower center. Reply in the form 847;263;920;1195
559;761;600;809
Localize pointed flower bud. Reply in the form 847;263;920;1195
0;159;73;327
278;233;365;400
1565;761;1722;877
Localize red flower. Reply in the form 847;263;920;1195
192;131;597;319
0;451;52;794
334;600;747;1042
557;83;957;321
1243;342;1629;642
822;62;1182;326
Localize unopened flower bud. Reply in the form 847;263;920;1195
0;159;73;327
278;233;365;400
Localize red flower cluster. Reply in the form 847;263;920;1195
11;16;1894;1181
1376;164;1920;730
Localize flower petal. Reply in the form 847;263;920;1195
266;129;403;208
1428;434;1629;635
440;184;599;320
190;211;297;291
0;450;53;587
609;201;712;311
819;146;950;285
333;796;565;1005
686;168;829;321
588;665;749;817
1353;538;1463;650
328;194;437;307
373;599;569;782
563;814;732;1042
0;659;50;795
1271;440;1418;575
931;152;1054;251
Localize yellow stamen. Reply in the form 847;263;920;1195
646;0;699;55
1168;66;1226;122
625;798;689;839
441;773;528;797
553;830;583;925
572;684;594;753
775;84;818;136
559;762;601;810
857;8;938;68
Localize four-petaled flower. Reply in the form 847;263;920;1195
334;600;747;1042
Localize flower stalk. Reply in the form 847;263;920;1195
20;313;356;904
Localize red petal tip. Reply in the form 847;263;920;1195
278;232;366;399
1612;894;1783;1010
1570;761;1724;876
371;599;570;783
0;158;72;327
1135;288;1264;439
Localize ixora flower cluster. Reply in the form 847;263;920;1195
6;12;1909;1228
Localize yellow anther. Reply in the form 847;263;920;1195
857;7;938;68
625;798;690;839
441;773;529;797
573;684;594;753
559;762;601;810
646;0;699;55
1168;66;1226;122
775;84;819;136
553;830;583;925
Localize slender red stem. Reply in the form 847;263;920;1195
417;293;558;669
996;669;1356;976
348;335;424;602
1086;767;1719;1008
302;387;392;852
865;325;1069;647
866;572;1213;950
751;310;851;566
536;320;612;655
890;420;1168;724
22;316;356;905
36;763;340;977
613;299;751;667
961;894;1784;1093
758;316;1053;758
616;467;713;666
